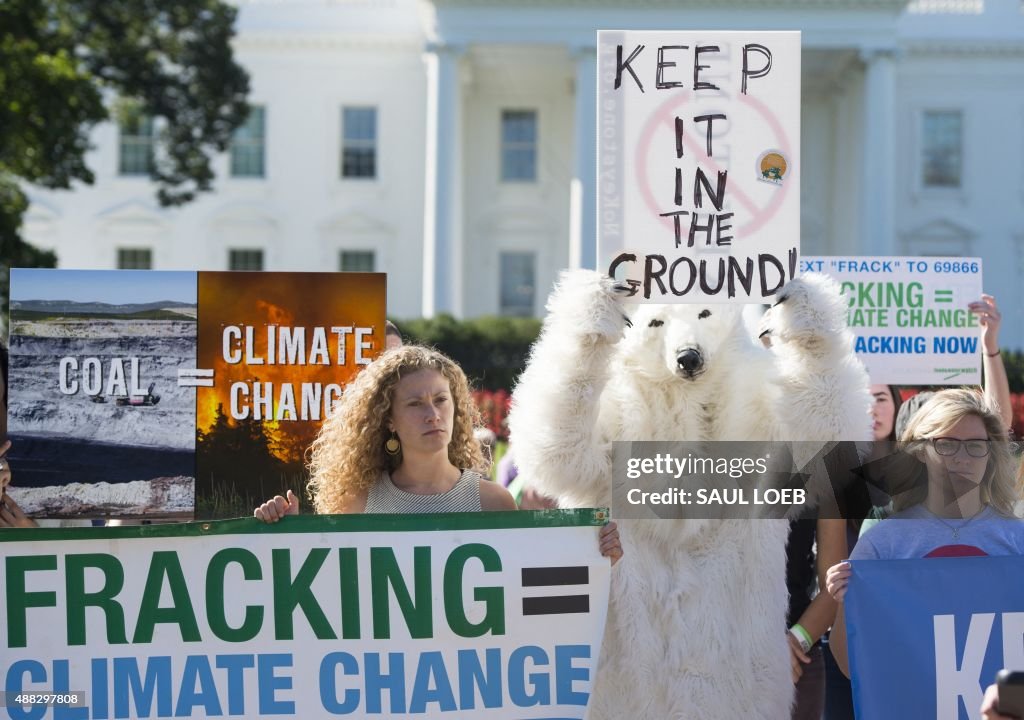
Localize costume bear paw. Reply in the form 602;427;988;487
757;272;848;353
545;269;633;342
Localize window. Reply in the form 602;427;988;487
119;115;155;176
117;248;152;269
341;107;377;178
499;251;536;316
501;110;537;182
922;111;962;188
339;250;375;272
231;106;266;178
229;249;264;271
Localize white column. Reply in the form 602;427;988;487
831;81;857;253
859;47;896;256
570;45;597;270
423;43;464;317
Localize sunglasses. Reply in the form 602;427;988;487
930;437;990;458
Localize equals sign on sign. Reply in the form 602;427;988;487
178;368;215;387
521;566;590;616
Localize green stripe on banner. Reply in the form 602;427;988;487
0;508;608;543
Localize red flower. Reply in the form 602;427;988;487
473;388;512;440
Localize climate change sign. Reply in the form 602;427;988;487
6;268;385;519
801;256;983;385
0;512;610;719
598;30;801;303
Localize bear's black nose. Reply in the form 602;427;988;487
676;349;703;376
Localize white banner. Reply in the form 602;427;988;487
801;256;984;385
598;30;801;303
0;511;611;719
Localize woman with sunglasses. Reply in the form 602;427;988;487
824;388;1024;677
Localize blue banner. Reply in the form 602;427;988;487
846;557;1024;720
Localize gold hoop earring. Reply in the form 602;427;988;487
384;431;401;456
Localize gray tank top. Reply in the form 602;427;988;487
364;469;483;513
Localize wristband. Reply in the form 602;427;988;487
985;349;1000;357
789;623;813;653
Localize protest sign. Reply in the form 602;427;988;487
598;31;800;303
800;256;983;385
845;557;1024;720
0;510;610;720
6;269;385;520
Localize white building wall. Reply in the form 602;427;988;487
462;47;573;316
17;0;1024;346
802;94;838;254
23;1;430;319
829;69;868;256
893;46;1024;346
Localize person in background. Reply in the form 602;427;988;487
0;341;33;528
870;384;903;444
894;390;935;445
1;340;10;490
971;295;1012;430
0;432;34;528
786;517;847;720
1;339;7;444
385;320;403;350
826;388;1024;678
496;445;519;488
821;383;901;720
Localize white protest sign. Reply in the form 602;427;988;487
801;256;984;385
598;31;801;303
0;512;610;719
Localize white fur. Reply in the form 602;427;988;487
508;269;872;719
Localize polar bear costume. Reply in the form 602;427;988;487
508;270;872;719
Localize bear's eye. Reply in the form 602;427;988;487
648;319;664;328
698;309;711;319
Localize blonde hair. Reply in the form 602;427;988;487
306;345;485;513
896;388;1018;515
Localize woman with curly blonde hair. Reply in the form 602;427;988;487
253;345;623;560
255;345;516;514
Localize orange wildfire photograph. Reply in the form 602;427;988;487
195;271;386;518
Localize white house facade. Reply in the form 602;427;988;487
20;0;1024;346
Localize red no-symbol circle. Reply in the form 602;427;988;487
634;89;793;239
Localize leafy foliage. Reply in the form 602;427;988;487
396;314;542;392
195;403;302;519
0;0;250;315
473;388;512;440
1001;351;1024;395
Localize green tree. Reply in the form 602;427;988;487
398;314;542;391
0;0;250;310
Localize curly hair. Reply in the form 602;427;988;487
895;387;1019;516
306;345;486;513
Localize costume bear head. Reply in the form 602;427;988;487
616;303;748;383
